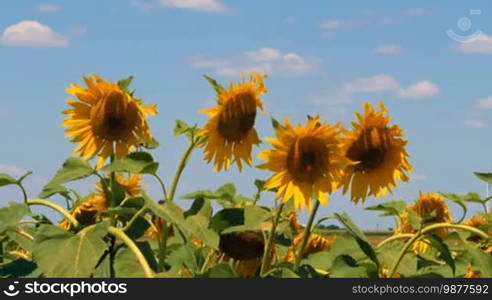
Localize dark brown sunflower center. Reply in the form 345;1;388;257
217;92;257;143
358;148;384;170
219;231;264;260
287;137;329;183
347;127;387;172
90;91;140;141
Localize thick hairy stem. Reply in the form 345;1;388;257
108;226;154;278
388;223;490;277
260;202;285;276
294;200;321;272
376;233;415;248
27;199;79;228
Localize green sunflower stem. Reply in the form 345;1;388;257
294;200;321;272
27;199;79;228
260;202;285;277
388;223;490;278
151;173;168;201
168;139;196;202
376;233;416;248
17;183;29;205
108;226;154;278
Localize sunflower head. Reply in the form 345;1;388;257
396;192;452;237
285;232;336;262
219;231;264;260
258;116;347;211
341;102;412;203
286;211;302;234
234;258;262;278
63;74;157;169
199;72;267;172
60;195;108;230
464;215;487;228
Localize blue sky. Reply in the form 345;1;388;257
1;0;492;228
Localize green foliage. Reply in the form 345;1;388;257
365;200;407;217
44;157;95;188
102;152;159;174
32;222;109;277
0;202;30;233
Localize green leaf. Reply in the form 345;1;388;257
203;263;237;278
32;222;109;277
0;202;30;233
474;172;492;183
440;192;468;222
101;152;159;174
334;212;380;268
143;195;185;226
139;137;160;150
114;242;157;278
181;190;219;200
408;210;423;230
223;206;271;233
7;229;34;251
117;76;134;92
182;215;219;249
184;198;213;219
254;179;265;192
124;217;150;240
329;255;367;278
0;259;37;278
174;119;190;136
426;234;455;275
0;173;17;187
216;183;236;201
203;74;224;94
167;244;198;272
365;200;407;217
38;184;71;199
463;243;492;277
210;208;245;233
45;157;94;187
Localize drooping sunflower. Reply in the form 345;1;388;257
284;232;336;262
63;74;157;169
464;215;491;243
395;192;453;254
60;174;142;230
464;265;481;278
341;102;412;203
199;72;267;172
258;116;347;211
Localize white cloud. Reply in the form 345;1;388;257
374;45;404;55
190;47;318;77
310;74;439;105
0;20;68;48
475;97;492;110
397;81;440;98
464;119;486;128
131;0;153;11
159;0;227;13
405;8;432;16
455;33;492;55
0;165;26;177
37;4;62;13
320;19;360;30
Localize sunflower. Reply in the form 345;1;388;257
284;232;336;262
60;174;142;230
63;74;157;169
395;192;453;254
258;116;347;211
464;265;481;278
199;72;267;172
341;102;411;203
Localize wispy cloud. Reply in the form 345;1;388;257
405;8;433;16
159;0;227;13
320;15;399;35
310;74;439;105
464;96;492;128
455;33;492;55
37;3;62;13
190;47;319;77
0;20;68;48
0;165;27;177
374;45;404;55
131;0;153;11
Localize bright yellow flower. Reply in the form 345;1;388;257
258;116;347;211
285;232;336;262
395;192;453;254
464;265;481;278
199;72;267;172
464;215;487;228
341;102;411;203
63;74;157;169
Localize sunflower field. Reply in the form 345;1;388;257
0;72;491;279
